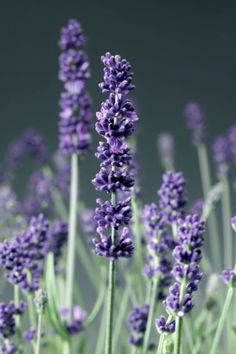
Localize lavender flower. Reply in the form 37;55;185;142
61;306;87;335
184;102;206;144
220;268;236;287
92;53;138;259
143;203;173;298
127;305;149;347
231;216;236;232
23;329;36;341
0;301;25;344
212;136;230;178
58;19;92;155
157;214;205;330
158;171;186;224
45;220;68;262
0;214;49;292
155;315;175;334
190;199;204;217
228;124;236;163
27;170;53;212
22;129;48;164
157;133;174;170
5;129;48;174
80;208;96;239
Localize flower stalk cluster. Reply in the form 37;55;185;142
92;52;138;354
156;214;205;354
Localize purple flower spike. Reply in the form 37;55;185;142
61;305;87;335
158;171;186;224
220;268;236;287
157;133;174;170
184;102;206;144
59;19;86;50
99;53;135;95
160;214;205;321
92;53;138;260
127;305;149;347
228;124;236;163
212;136;230;178
58;20;92;155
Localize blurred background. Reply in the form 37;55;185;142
0;0;236;205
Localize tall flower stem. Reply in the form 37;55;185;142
197;144;221;270
142;277;158;354
174;278;186;354
221;176;233;268
210;285;234;354
105;191;117;354
14;285;20;328
35;313;42;354
65;153;79;319
95;302;107;354
113;283;130;349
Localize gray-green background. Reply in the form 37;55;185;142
1;0;236;205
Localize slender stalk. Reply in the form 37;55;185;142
43;166;68;220
14;285;20;328
174;279;186;354
142;278;158;354
85;271;106;327
131;192;142;268
105;188;117;354
156;334;165;354
95;302;107;354
197;144;221;270
105;259;116;354
35;314;42;354
65;153;78;319
113;283;130;350
210;286;234;354
221;176;233;268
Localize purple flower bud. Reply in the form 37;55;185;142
158;171;186;224
157;133;174;170
231;216;236;233
99;53;135;95
155;315;175;334
59;19;86;50
127;305;149;347
212;136;230;178
220;268;236;287
184;102;206;144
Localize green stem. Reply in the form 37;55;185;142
210;286;234;354
14;285;20;328
95;302;106;354
43;166;68;220
85;270;106;327
105;186;117;354
142;278;158;354
113;283;130;350
156;334;165;354
27;294;36;327
76;238;98;291
132;192;143;268
221;176;233;268
65;153;78;320
35;314;42;354
197;144;221;270
105;259;116;354
174;279;186;354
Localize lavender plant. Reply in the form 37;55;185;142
0;17;236;354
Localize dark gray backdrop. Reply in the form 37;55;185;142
0;0;236;205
